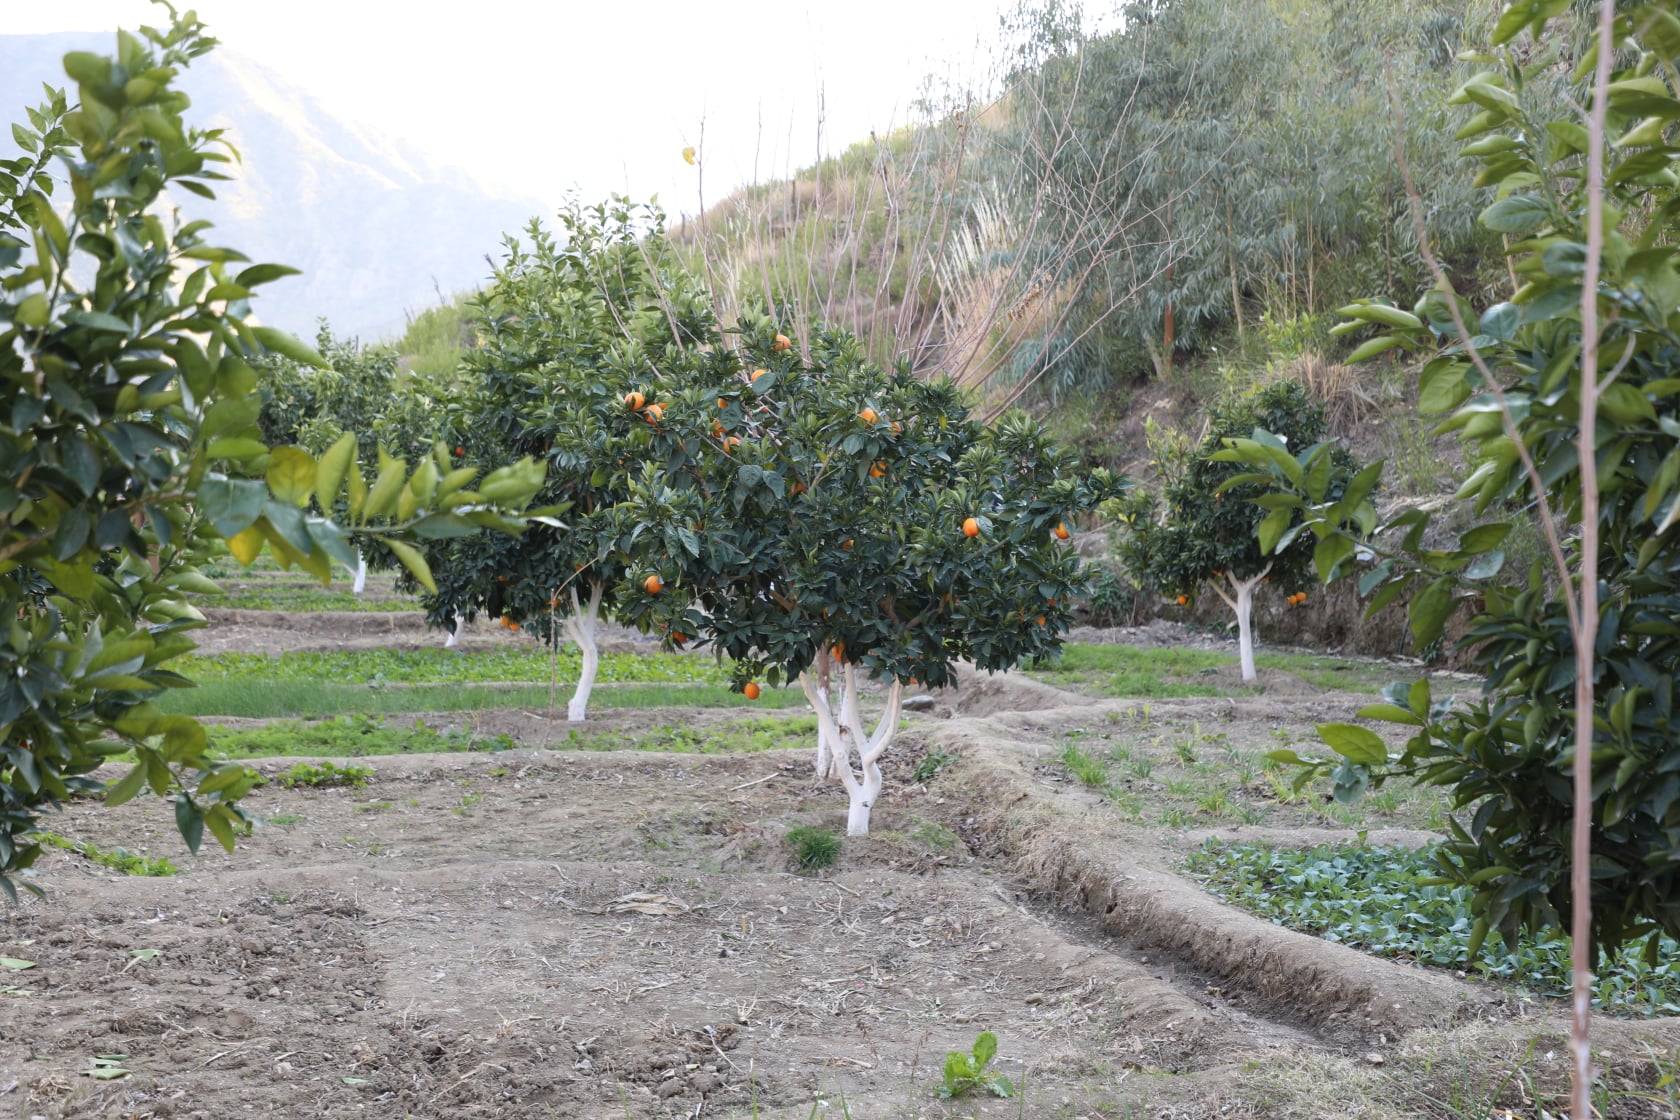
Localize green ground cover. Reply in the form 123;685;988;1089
1028;644;1405;698
157;680;806;719
1186;842;1680;1017
198;713;818;757
173;648;732;686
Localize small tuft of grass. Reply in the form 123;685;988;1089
786;825;841;871
1057;742;1109;787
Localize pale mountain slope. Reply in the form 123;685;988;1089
0;32;544;339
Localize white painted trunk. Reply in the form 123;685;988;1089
801;654;903;837
1236;579;1257;684
845;767;883;836
563;581;604;722
1212;569;1268;685
351;552;367;595
443;612;463;649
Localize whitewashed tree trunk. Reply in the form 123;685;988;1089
1210;566;1269;684
351;551;367;595
800;652;904;836
443;611;463;649
806;651;842;780
560;580;604;722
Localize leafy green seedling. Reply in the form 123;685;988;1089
912;747;955;783
938;1031;1015;1099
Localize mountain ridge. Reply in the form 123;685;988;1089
0;32;544;340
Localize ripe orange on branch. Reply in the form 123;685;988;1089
859;407;878;425
644;575;664;595
1054;523;1070;541
743;682;761;700
625;391;646;411
772;333;792;351
962;517;980;538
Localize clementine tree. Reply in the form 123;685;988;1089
413;198;716;719
1116;379;1367;682
613;319;1124;833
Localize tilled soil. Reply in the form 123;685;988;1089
3;616;1678;1119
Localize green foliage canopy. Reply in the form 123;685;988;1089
0;9;542;899
613;319;1126;691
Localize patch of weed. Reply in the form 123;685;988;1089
36;833;175;876
786;825;841;871
276;761;372;789
1057;742;1109;787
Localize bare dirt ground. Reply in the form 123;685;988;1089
3;615;1678;1119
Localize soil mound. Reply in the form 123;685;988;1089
945;665;1095;717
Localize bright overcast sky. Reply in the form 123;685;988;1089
12;0;1021;215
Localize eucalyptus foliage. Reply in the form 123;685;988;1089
992;0;1489;388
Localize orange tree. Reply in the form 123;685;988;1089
1115;380;1370;682
412;199;715;718
611;318;1125;834
0;9;543;898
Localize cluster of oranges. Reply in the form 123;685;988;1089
499;616;520;631
624;391;667;425
1286;591;1309;606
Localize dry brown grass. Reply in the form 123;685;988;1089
1282;351;1380;435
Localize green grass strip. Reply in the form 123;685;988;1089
197;713;818;759
156;679;805;719
37;832;177;876
194;587;417;612
1029;643;1399;697
174;648;735;687
1186;841;1680;1017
